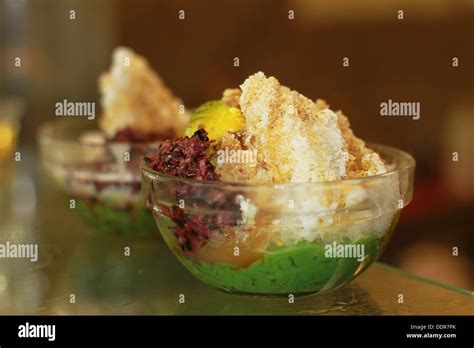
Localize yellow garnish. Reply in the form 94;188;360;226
185;100;244;141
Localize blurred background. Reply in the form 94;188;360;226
0;0;473;293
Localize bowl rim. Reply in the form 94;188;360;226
37;119;161;149
38;119;102;147
141;143;416;189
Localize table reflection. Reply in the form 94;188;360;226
0;154;472;315
42;234;381;315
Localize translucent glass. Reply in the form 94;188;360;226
38;120;156;236
142;144;415;295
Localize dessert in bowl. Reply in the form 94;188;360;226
39;47;189;236
142;72;415;295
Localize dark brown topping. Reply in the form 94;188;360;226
143;129;244;254
158;189;239;253
144;129;220;181
159;205;212;252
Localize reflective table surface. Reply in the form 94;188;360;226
0;150;473;315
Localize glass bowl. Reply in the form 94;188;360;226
38;120;157;236
142;144;415;296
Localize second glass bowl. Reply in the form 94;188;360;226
39;120;157;236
